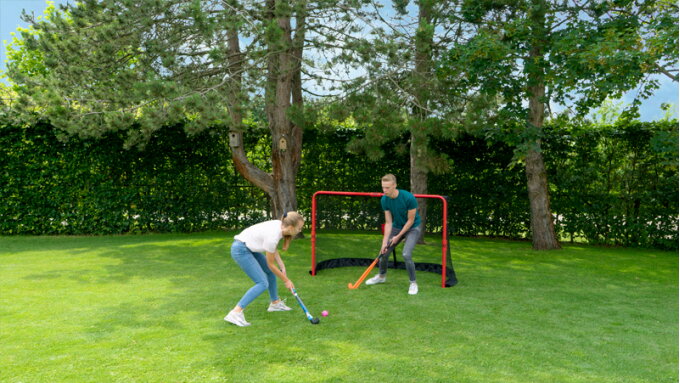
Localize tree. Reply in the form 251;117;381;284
410;0;436;242
440;0;678;249
326;1;469;241
5;0;365;218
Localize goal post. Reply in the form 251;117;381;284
310;190;458;288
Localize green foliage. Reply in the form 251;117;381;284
1;115;676;249
5;0;272;145
545;120;679;249
428;134;531;237
296;127;410;229
303;119;678;250
324;1;467;177
0;117;269;234
442;0;679;126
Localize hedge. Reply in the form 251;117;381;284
0;121;269;234
0;116;676;249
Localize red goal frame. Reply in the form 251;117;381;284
310;190;451;288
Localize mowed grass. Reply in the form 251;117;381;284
1;232;677;383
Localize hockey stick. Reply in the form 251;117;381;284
348;235;403;289
290;288;320;324
347;254;381;289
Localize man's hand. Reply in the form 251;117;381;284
381;241;389;255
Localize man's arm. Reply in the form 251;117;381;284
381;210;393;255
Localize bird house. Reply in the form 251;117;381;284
229;132;239;147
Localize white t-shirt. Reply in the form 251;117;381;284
234;220;283;253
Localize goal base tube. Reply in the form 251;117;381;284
311;258;458;287
310;191;458;288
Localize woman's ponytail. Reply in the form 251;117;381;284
281;211;304;251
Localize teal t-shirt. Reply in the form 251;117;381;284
381;189;421;229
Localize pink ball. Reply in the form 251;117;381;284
321;310;329;317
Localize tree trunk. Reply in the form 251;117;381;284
291;2;306;187
226;1;304;220
265;0;301;219
410;0;434;244
526;0;560;250
226;29;273;195
410;128;428;243
525;145;560;250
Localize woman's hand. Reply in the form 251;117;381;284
285;279;295;290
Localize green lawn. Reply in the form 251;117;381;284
1;232;677;383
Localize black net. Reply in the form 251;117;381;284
311;192;458;287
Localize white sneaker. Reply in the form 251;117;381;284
224;310;251;327
365;274;386;285
408;282;418;295
268;300;293;312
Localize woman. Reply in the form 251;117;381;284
225;211;304;327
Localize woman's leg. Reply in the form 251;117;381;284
251;252;279;301
231;241;269;309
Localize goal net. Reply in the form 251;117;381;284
310;191;458;288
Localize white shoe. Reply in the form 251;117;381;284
268;300;293;312
408;282;418;295
224;310;251;327
365;274;386;285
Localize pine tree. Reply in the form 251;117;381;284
6;0;367;218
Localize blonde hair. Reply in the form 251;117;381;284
281;211;304;251
381;174;397;184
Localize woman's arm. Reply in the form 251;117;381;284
274;252;286;276
266;251;294;290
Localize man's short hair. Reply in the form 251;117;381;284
381;174;397;184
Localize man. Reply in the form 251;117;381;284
365;174;422;295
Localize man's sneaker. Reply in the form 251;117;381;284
408;282;418;295
268;300;293;312
365;274;386;285
224;310;251;327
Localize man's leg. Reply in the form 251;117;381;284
401;225;422;282
377;227;403;275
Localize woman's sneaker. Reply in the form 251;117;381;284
365;274;386;285
267;301;293;312
224;310;251;327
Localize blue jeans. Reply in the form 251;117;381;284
378;224;422;282
231;240;278;309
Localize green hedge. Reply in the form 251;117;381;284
545;121;678;249
1;116;676;249
296;128;410;231
298;122;678;250
0;120;269;234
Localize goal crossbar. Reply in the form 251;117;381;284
311;190;455;288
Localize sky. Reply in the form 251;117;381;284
1;0;678;121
